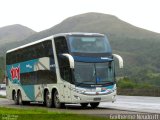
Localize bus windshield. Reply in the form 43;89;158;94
68;36;111;53
73;62;114;85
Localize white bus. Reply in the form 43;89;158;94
6;33;123;108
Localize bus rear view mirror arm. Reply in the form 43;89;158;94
62;53;75;69
113;54;123;68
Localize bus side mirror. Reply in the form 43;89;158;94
62;53;74;69
113;54;123;68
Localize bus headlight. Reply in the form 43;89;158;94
73;87;86;94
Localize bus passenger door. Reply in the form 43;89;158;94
62;66;72;102
54;36;71;102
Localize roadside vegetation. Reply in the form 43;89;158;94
0;57;5;83
117;77;160;96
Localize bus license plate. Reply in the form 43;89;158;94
93;97;101;101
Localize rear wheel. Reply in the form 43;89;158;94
22;101;30;105
80;103;89;108
53;90;65;108
90;102;99;108
17;91;23;105
13;91;18;105
45;90;53;108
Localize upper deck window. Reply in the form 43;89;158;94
68;35;111;53
6;40;53;65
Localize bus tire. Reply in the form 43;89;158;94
22;101;30;105
90;102;99;108
53;90;65;108
17;91;23;105
13;91;18;105
80;103;89;108
45;90;53;108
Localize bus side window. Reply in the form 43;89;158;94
35;43;41;58
13;52;17;63
43;40;54;58
20;49;24;62
6;53;11;65
54;37;68;54
54;37;72;82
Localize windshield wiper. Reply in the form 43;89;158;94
102;81;115;85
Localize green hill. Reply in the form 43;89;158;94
1;12;160;86
0;24;36;54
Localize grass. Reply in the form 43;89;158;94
0;95;6;98
0;107;115;120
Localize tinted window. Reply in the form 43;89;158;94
21;70;57;85
21;72;37;85
68;35;112;53
6;40;53;65
54;37;71;82
54;37;68;54
74;62;115;85
7;40;57;85
37;70;57;84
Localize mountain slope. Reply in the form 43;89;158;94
23;12;160;43
0;24;36;54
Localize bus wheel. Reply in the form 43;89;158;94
13;91;18;105
17;91;23;105
80;103;89;108
90;102;99;108
22;101;30;105
45;91;53;108
53;90;65;108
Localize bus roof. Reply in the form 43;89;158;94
6;32;105;53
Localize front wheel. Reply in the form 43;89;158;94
53;90;65;108
90;102;99;108
80;103;89;108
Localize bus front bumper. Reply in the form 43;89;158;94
71;90;116;103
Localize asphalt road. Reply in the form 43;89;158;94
100;95;160;114
0;95;160;115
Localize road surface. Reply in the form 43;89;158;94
100;95;160;114
0;95;160;115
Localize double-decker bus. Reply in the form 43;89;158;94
6;33;123;108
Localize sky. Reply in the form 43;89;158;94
0;0;160;33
